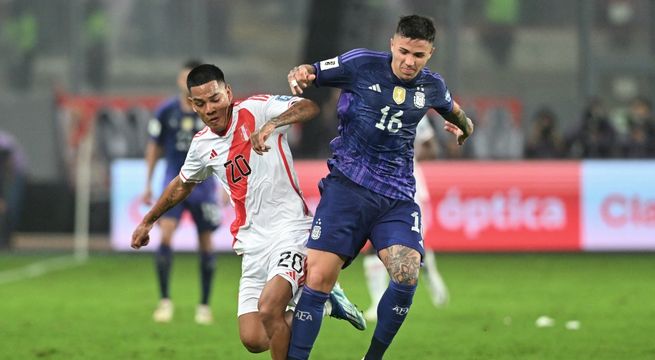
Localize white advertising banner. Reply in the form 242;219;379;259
110;159;235;252
582;161;655;251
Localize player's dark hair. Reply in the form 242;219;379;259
186;64;225;92
183;59;203;70
396;15;436;43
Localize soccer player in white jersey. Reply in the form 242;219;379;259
362;115;449;321
131;64;365;360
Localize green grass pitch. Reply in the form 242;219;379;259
1;253;654;359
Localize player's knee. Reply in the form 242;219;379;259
384;246;421;286
239;333;268;353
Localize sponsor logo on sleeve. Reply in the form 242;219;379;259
274;95;293;101
319;57;339;70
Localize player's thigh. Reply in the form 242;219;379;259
238;251;270;317
265;234;308;309
258;275;293;319
369;199;425;258
307;172;378;264
186;199;220;233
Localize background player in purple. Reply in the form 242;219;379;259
142;60;221;325
285;15;474;359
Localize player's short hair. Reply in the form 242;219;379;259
183;59;203;70
186;64;226;92
396;15;436;43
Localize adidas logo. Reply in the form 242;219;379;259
209;149;218;159
368;84;381;93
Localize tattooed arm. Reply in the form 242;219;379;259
441;101;475;145
251;98;320;155
131;176;196;249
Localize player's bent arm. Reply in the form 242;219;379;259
441;101;474;145
131;176;196;249
251;99;320;154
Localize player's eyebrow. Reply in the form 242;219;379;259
191;90;221;103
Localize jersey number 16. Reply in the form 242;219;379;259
375;106;404;133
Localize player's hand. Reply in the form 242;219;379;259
251;123;275;155
444;118;474;145
288;65;316;95
131;222;153;249
141;187;153;205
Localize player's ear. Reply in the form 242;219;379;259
225;84;233;102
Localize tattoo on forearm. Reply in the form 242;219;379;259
268;101;316;128
381;245;420;285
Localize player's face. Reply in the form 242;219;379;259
390;34;434;81
188;80;233;133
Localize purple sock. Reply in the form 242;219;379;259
287;286;329;360
365;281;417;359
155;244;172;299
199;252;215;305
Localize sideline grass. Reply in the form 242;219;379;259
0;253;654;359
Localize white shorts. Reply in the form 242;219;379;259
237;229;308;317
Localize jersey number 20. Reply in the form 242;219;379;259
224;154;252;183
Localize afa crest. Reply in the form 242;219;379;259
392;86;406;105
414;91;425;108
310;219;322;240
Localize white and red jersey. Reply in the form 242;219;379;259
179;94;313;254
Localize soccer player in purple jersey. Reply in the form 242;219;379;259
285;15;474;359
142;60;221;325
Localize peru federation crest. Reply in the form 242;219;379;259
414;91;425;108
392;86;406;105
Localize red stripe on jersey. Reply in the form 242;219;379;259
228;109;256;245
277;134;310;216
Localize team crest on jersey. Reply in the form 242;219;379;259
392;86;406;105
310;219;322;240
414;91;425;108
181;116;195;131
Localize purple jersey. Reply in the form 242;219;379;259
313;48;454;200
149;97;217;193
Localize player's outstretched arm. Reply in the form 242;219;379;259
131;176;196;249
442;101;474;145
251;98;319;155
287;64;317;95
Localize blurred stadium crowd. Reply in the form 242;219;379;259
1;0;654;244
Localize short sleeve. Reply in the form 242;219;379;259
429;73;454;115
179;139;212;183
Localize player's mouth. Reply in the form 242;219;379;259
401;67;415;75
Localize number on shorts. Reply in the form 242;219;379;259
411;211;421;233
278;251;304;273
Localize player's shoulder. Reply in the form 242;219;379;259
192;126;212;140
340;48;389;65
234;94;274;110
420;67;447;85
